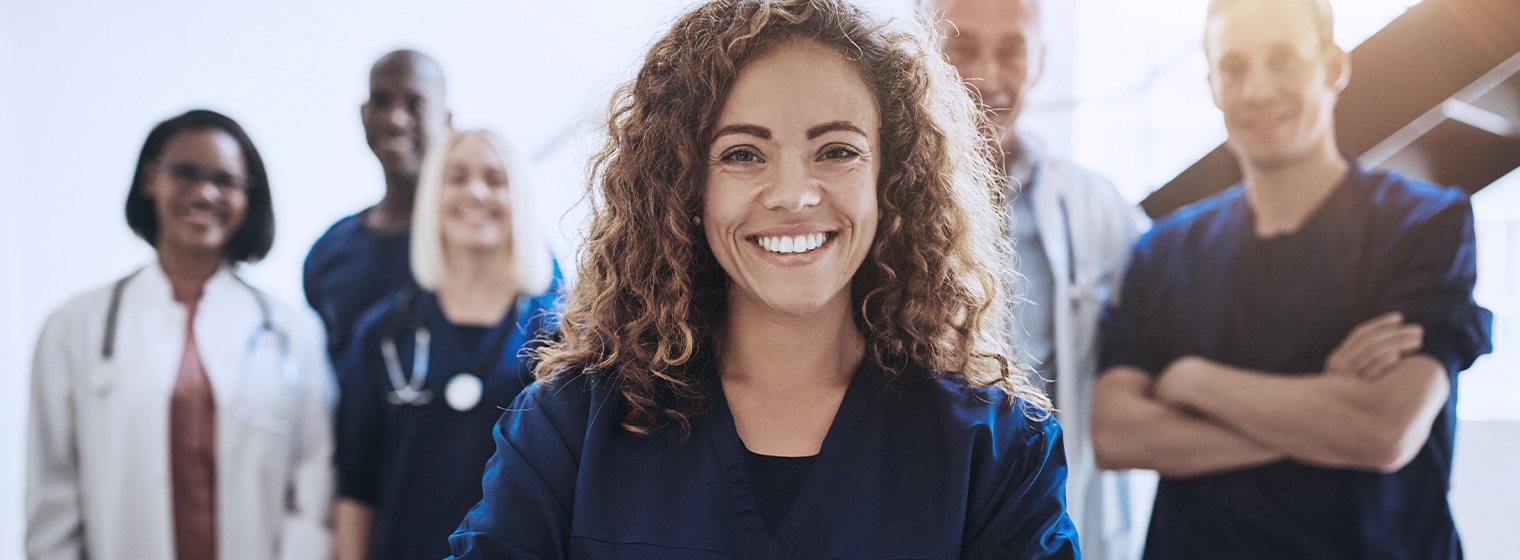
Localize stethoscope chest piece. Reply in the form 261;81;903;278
445;373;483;412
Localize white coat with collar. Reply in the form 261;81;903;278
1021;156;1158;560
27;262;335;560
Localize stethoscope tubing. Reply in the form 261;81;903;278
378;287;520;409
98;267;305;435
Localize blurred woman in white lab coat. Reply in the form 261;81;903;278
27;109;335;560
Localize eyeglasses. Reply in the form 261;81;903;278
155;160;248;192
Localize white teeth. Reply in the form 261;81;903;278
756;233;829;254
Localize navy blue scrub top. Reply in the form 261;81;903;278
446;359;1080;559
304;210;413;362
336;276;562;560
1100;166;1492;559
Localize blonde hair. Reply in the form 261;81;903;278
535;0;1045;434
410;129;553;295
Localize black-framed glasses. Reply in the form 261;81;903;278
155;160;248;192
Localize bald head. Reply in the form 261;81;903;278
362;49;451;182
938;0;1044;155
370;50;446;92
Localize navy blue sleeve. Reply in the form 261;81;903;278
333;303;390;504
1368;197;1493;375
446;378;588;560
303;226;337;329
303;243;322;318
961;400;1080;559
1100;236;1165;375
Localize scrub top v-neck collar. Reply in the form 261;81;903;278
415;292;529;379
705;361;875;558
1237;164;1360;245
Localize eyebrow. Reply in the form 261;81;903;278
712;124;771;141
807;121;866;140
710;121;868;143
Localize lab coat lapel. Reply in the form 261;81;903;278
1028;162;1073;409
87;263;184;559
708;365;871;558
130;264;191;395
194;266;250;409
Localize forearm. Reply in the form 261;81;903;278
1158;356;1449;471
1091;367;1284;478
333;499;374;560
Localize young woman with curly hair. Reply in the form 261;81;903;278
447;0;1078;557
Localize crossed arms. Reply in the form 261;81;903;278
1091;312;1451;478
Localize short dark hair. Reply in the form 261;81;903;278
1207;0;1334;48
124;109;275;263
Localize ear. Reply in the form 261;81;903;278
1206;63;1225;110
1326;46;1351;93
1029;37;1047;88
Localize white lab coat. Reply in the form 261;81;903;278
27;262;335;560
1025;157;1159;560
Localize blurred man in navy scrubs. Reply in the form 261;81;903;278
305;49;452;361
1091;0;1492;558
936;1;1149;558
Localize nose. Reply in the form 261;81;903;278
190;179;224;204
468;179;492;200
978;56;1002;90
383;105;412;131
966;56;1001;104
760;155;822;213
1238;65;1275;105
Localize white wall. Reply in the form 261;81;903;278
0;0;23;552
1451;420;1520;560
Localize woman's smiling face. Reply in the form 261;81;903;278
145;128;249;260
439;134;513;253
703;40;881;319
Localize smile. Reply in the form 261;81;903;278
750;232;836;254
176;206;224;227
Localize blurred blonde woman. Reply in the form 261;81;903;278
445;1;1078;558
332;129;560;560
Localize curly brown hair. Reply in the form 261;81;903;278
535;0;1048;433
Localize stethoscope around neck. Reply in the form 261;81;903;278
379;285;515;412
99;267;305;436
1010;159;1118;306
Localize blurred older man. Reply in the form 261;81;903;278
938;1;1150;558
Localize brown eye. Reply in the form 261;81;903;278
821;146;860;161
944;42;975;65
722;147;761;163
1220;60;1245;80
485;170;509;189
997;40;1026;64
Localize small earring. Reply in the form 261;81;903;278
692;215;702;226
